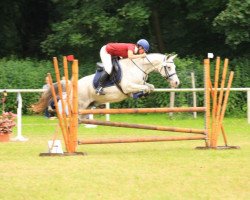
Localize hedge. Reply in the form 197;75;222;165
0;56;249;116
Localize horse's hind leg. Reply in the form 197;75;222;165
78;100;93;122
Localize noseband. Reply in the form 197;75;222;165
162;62;176;79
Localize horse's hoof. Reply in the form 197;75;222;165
96;92;106;95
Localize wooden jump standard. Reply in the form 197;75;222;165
44;57;79;154
47;56;238;153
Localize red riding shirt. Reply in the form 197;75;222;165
106;43;136;58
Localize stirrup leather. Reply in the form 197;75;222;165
96;86;105;95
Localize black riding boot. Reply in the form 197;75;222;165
96;71;109;95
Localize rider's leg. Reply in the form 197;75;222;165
96;70;109;95
96;46;113;95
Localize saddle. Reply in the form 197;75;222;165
93;57;122;89
93;57;148;99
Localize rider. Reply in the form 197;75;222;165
96;39;150;95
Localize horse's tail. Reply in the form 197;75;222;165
31;83;60;113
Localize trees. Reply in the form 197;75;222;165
0;0;249;58
0;0;52;58
213;0;250;49
0;1;23;56
41;0;150;60
146;0;229;56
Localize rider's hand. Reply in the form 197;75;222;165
141;53;147;58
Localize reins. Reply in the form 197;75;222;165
145;56;176;79
130;59;148;75
130;55;177;84
130;59;149;83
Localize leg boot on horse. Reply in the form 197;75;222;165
96;70;109;95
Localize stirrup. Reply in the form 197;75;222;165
96;87;105;95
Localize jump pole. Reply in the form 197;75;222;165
212;71;234;147
79;107;206;115
79;57;238;149
211;57;220;143
197;58;239;149
204;58;210;147
40;57;84;156
209;57;227;146
78;135;206;145
69;59;79;152
79;119;206;134
53;57;70;150
44;56;237;151
43;73;69;153
78;59;210;146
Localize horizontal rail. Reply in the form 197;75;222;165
80;119;206;134
0;89;45;93
78;135;206;144
0;88;249;93
154;88;250;92
79;107;206;115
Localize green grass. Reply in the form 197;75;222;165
0;114;250;200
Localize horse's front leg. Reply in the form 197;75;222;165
123;82;153;94
145;82;155;91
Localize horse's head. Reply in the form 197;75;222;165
158;54;180;88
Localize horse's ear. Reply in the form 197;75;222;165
165;54;171;59
166;53;178;60
170;54;178;60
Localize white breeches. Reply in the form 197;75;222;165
100;45;113;75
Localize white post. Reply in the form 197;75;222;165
248;90;250;124
208;53;214;59
191;72;197;118
169;91;175;118
105;103;110;121
85;107;97;128
11;92;28;141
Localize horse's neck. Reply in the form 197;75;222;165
119;59;148;74
120;53;163;74
140;53;163;73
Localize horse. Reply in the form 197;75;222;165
32;53;180;117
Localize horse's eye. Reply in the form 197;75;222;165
168;67;171;70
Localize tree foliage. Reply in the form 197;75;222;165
0;0;52;58
41;0;150;60
0;0;249;59
213;0;250;48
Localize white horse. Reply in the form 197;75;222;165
32;53;180;115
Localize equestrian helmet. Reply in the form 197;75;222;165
137;39;150;52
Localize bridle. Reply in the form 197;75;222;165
160;61;177;80
130;55;176;81
147;56;176;80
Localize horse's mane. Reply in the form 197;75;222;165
119;53;164;68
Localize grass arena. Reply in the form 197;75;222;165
0;57;250;200
0;115;249;199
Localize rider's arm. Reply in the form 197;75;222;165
127;50;146;59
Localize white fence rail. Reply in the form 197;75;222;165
0;88;249;141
